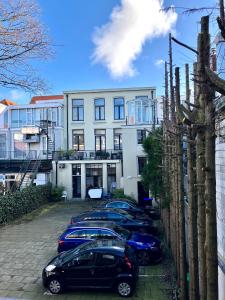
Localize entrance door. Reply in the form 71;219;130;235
138;181;149;206
73;176;81;198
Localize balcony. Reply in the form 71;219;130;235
52;150;123;161
0;150;38;160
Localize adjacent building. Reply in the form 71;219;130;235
52;87;159;201
0;95;64;191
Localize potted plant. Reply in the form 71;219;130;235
67;149;77;160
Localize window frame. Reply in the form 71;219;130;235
137;129;147;144
72;129;84;151
72;99;84;121
114;97;125;120
94;98;105;121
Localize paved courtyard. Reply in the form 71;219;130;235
0;200;175;300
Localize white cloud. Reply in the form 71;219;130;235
92;0;177;78
155;59;164;67
9;90;27;101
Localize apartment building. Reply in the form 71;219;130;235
52;87;159;201
0;95;64;191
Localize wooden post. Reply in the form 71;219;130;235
186;63;199;300
175;67;188;300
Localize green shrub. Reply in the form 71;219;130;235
50;186;64;202
0;185;51;224
112;189;135;202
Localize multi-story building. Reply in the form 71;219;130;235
52;87;159;201
0;95;64;191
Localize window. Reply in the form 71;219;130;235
72;99;84;121
72;129;84;150
14;133;27;158
107;212;123;220
98;229;115;239
114;129;122;150
138;157;147;174
0;134;6;158
11;109;19;128
95;129;106;151
95;98;105;120
137;130;147;144
86;163;103;190
66;230;86;239
72;252;95;267
96;253;117;266
107;163;116;193
114;98;124;120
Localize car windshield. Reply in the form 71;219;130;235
114;225;131;239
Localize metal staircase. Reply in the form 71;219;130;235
10;153;32;191
10;153;41;191
40;120;55;159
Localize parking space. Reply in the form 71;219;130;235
0;201;175;299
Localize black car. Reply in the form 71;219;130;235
104;200;160;220
70;209;156;234
43;239;139;297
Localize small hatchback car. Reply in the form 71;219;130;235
43;239;139;297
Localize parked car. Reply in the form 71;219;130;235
43;239;139;297
70;209;156;234
58;221;162;265
104;200;160;220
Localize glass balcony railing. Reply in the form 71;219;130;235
52;149;123;161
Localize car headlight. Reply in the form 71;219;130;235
45;264;56;277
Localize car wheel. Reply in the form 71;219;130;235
48;278;63;294
137;250;151;266
117;280;133;297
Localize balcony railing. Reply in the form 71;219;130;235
0;150;38;160
52;150;123;161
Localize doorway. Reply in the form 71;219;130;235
72;164;81;198
138;181;149;206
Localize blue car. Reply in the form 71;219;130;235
57;221;162;265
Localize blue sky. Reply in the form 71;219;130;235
0;0;217;104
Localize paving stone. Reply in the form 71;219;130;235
0;201;175;299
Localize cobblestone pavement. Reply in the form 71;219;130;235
0;200;175;300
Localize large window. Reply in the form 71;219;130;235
114;98;124;120
95;129;106;151
14;133;27;158
114;129;122;150
72;99;84;121
137;130;147;144
0;134;6;158
138;157;147;174
95;98;105;120
86;164;103;190
72;130;84;151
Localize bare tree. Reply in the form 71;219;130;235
0;0;52;93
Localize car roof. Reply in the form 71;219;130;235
68;221;117;229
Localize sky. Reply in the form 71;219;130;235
0;0;218;104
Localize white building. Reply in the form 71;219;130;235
0;95;64;190
53;87;159;201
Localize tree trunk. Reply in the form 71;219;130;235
186;63;199;300
175;67;188;300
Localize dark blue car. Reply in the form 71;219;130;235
57;221;162;265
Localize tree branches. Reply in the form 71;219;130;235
0;0;52;93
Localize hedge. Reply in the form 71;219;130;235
0;185;51;224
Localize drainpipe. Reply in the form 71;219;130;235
55;161;58;186
66;94;69;151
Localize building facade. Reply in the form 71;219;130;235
53;87;158;201
0;95;64;191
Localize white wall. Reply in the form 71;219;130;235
216;138;225;300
